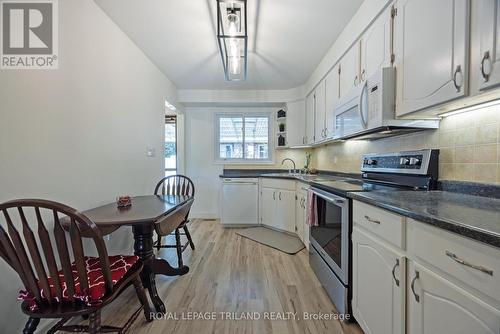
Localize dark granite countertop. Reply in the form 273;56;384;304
219;169;361;181
348;190;500;248
219;169;287;178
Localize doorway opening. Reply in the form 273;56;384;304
165;115;177;177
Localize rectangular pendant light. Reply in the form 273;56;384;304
216;0;248;81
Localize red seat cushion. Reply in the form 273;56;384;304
19;255;139;310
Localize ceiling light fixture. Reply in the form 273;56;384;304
216;0;248;81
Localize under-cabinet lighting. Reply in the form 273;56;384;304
438;99;500;118
289;145;313;149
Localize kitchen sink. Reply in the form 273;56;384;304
261;173;349;183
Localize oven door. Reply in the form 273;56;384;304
309;187;349;285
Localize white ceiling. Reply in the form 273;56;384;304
94;0;363;90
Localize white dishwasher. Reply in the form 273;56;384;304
221;178;259;226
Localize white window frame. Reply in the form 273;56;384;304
214;112;274;164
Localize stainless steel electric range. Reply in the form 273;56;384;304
308;149;439;316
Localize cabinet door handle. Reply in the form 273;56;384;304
410;271;420;303
392;259;400;287
354;75;359;86
273;191;276;200
364;215;380;225
453;65;463;92
279;192;282;201
361;69;366;82
481;51;491;81
445;250;493;276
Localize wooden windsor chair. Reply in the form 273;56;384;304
153;175;195;267
0;199;153;334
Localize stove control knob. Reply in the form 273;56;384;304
400;157;410;165
409;157;421;166
365;159;377;166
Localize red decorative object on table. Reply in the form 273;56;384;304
117;196;132;208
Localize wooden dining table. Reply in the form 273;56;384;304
80;194;194;313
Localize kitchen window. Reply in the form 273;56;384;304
215;113;272;163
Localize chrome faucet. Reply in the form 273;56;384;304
281;158;296;174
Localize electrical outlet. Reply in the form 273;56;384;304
146;146;156;157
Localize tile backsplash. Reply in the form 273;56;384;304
313;106;500;184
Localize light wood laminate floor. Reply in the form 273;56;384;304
98;220;364;334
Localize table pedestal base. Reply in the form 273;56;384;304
132;224;189;313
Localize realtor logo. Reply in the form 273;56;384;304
1;0;58;69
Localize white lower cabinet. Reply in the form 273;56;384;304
260;188;276;227
275;189;296;233
260;184;296;234
407;261;500;334
295;184;309;249
259;179;310;248
352;200;500;334
352;227;405;334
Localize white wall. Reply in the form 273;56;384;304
0;0;177;332
178;86;306;105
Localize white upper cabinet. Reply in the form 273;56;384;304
285;99;306;147
305;92;315;144
360;5;392;82
394;0;469;117
339;42;361;100
477;0;500;91
325;65;340;139
314;80;326;142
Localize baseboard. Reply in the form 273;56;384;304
190;212;219;219
221;224;261;228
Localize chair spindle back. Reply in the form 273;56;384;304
154;175;195;197
0;199;112;307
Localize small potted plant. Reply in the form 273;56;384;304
304;153;311;174
279;123;285;132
